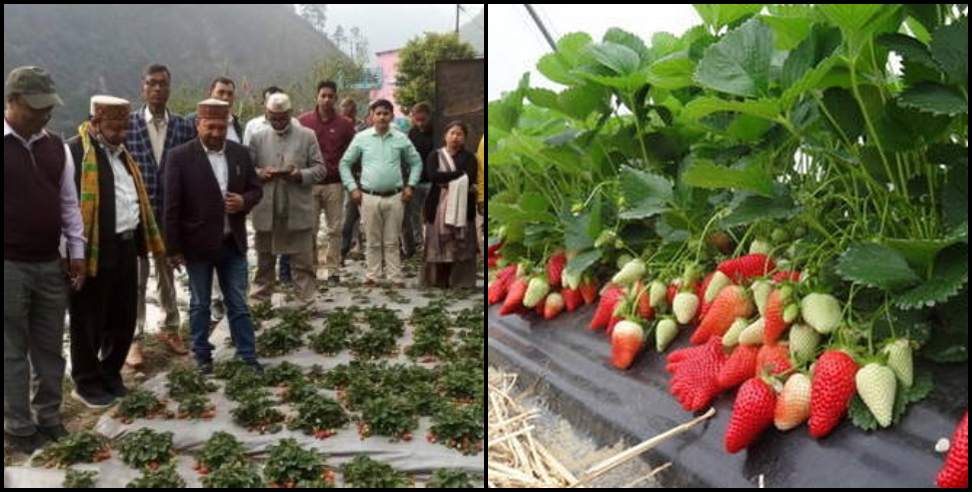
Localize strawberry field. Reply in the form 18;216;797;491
487;4;967;487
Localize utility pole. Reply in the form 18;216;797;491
456;4;461;34
523;4;557;52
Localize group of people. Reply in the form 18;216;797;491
3;64;485;454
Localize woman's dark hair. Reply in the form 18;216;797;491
443;120;468;137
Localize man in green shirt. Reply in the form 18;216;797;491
338;99;422;287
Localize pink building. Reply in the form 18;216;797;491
370;49;405;117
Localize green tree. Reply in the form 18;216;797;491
394;32;477;111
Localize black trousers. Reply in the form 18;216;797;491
69;236;138;397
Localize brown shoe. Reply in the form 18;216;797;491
158;332;189;355
125;341;144;369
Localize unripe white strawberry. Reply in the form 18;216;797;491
855;362;897;428
673;292;699;324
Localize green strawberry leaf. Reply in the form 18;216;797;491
618;165;674;220
682;156;774;197
694;18;775;98
681;96;781;122
929;16;968;85
895;244;969;310
836;243;922;291
694;4;765;32
897;83;968;117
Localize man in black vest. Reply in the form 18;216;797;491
4;66;83;453
66;96;165;409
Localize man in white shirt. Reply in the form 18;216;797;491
66;96;165;410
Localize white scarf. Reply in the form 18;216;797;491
438;148;468;234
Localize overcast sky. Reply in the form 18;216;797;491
488;5;702;100
324;4;483;54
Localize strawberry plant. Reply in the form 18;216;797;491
167;365;218;400
117;428;175;470
114;389;171;423
310;308;356;355
250;300;275;322
177;393;216;420
223;367;269;401
364;306;405;338
429;403;484;455
256;322;305;358
125;462;186;488
63;468;98;488
230;391;284;434
358;395;419;441
489;2;968;460
213;358;251;380
201;461;263;489
350;329;398;359
195;431;248;473
263;438;331;488
427;469;478;488
341;455;413;488
406;303;455;360
280;378;319;404
264;361;307;387
288;396;349;439
437;361;485;402
33;431;110;468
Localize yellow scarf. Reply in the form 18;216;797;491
78;121;166;277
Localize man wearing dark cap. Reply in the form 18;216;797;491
164;99;264;375
4;66;85;453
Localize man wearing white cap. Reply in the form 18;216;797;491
249;92;328;303
163;99;263;374
66;96;165;408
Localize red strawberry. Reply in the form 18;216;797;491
772;270;801;283
487;265;517;305
633;281;655;321
590;286;624;331
487;241;504;257
666;282;679;306
611;320;645;370
543;292;564;320
717;254;776;283
546;253;567;288
937;410;968;488
666;343;711;371
809;350;859;438
718;344;760;390
499;278;529;316
561;287;583;312
487;255;498;268
756;343;792;376
668;337;726;411
579;279;598;305
690;285;753;345
763;289;790;344
535;295;546;316
724;377;777;453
